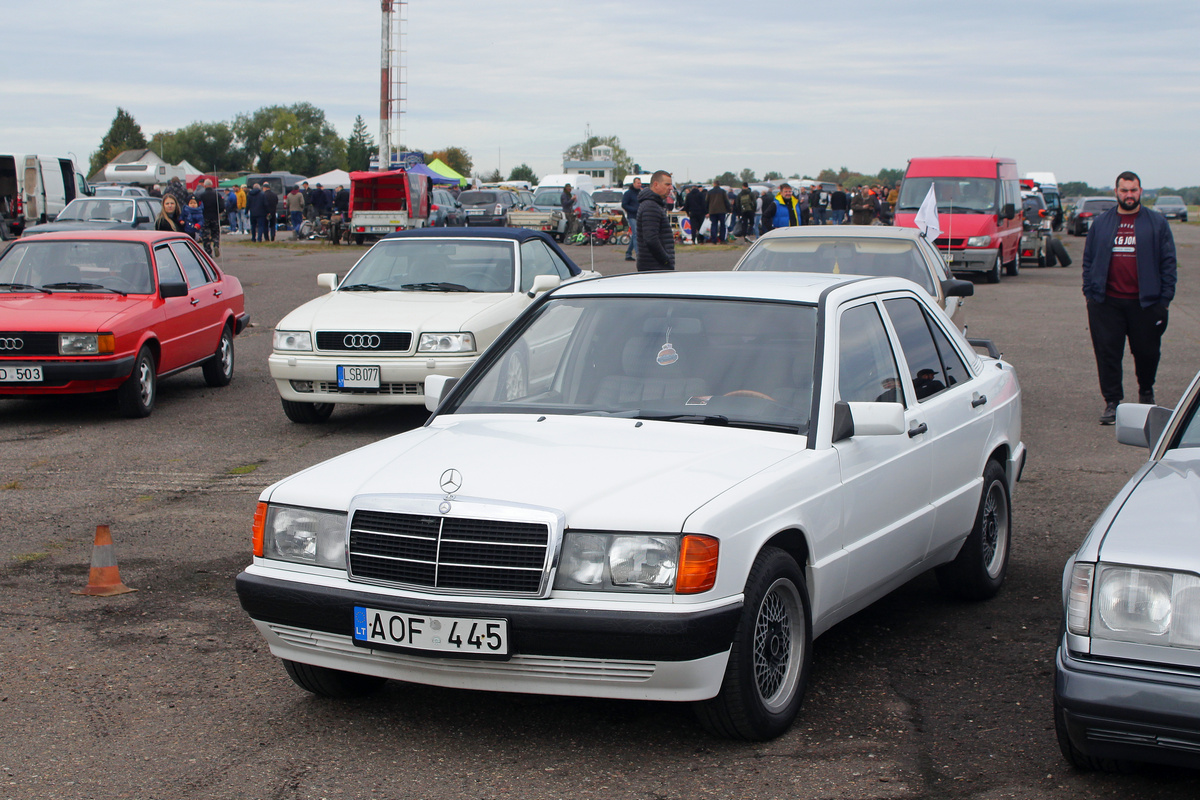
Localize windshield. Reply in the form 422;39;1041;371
1081;199;1117;213
737;236;936;294
0;240;154;293
898;177;998;214
340;239;515;293
532;189;563;207
57;198;137;223
448;295;818;434
592;191;622;203
1157;196;1184;206
458;191;499;205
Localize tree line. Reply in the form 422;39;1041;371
87;106;478;180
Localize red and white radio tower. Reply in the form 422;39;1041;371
379;1;407;170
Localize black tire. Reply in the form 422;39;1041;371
282;660;386;698
1036;248;1047;268
117;346;157;418
695;547;812;740
1054;694;1134;773
1004;250;1019;277
281;398;335;424
1045;240;1058;267
201;325;235;387
354;234;365;245
936;460;1010;600
986;257;1001;284
1048;237;1072;268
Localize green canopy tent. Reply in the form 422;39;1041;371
218;176;249;188
427;158;468;186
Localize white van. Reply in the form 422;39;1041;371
1;154;91;236
537;173;596;194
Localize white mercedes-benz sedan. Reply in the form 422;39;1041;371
268;227;599;422
239;270;1025;740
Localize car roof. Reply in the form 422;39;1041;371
379;227;583;275
753;225;928;243
11;230;194;244
550;269;918;305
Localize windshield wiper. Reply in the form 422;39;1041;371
41;282;126;296
400;282;472;292
634;412;731;426
339;283;393;292
0;282;51;294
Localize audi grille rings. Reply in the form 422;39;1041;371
343;334;381;349
0;337;24;350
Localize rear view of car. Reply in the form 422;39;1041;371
1066;197;1118;236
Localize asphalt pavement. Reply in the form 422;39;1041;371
1;224;1198;799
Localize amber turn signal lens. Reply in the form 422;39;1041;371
98;334;116;354
252;502;268;557
676;535;719;594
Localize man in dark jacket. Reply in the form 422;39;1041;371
706;180;730;244
246;183;265;243
621;178;641;262
830;184;849;225
311;183;330;218
1082;170;1177;424
685;185;707;243
262;184;279;241
636;171;675;272
197;179;224;257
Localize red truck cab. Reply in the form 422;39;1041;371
894;157;1022;283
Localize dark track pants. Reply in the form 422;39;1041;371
1087;297;1168;402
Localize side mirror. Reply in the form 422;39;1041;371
1115;403;1172;449
1001;203;1016;221
527;274;561;297
317;273;339;291
424;374;458;412
832;400;905;442
159;280;189;298
941;278;974;298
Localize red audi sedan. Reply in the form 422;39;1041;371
0;231;249;417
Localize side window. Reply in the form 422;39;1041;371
136;200;156;220
170;241;212;287
838;302;902;404
519;240;567;292
929;317;970;390
883;297;948;401
155;245;185;287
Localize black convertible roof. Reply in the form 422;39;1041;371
381;227;582;275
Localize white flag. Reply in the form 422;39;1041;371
913;184;941;241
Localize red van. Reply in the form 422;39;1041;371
894;157;1022;283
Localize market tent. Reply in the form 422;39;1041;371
406;163;460;185
218;176;247;188
306;168;351;188
427;158;468;186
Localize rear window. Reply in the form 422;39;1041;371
458;191;499;204
1082;199;1117;212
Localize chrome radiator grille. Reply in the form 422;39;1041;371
348;509;550;595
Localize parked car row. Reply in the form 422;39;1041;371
7;215;1199;770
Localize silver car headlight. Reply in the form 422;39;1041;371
966;235;991;247
418;332;476;353
274;330;313;351
262;505;347;568
1073;563;1200;648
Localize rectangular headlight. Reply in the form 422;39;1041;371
1091;564;1200;649
60;333;113;355
262;505;347;569
966;235;991;247
418;332;476;353
554;532;719;594
274;330;313;351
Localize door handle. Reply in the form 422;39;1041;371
213;289;223;297
972;393;987;408
190;298;200;306
908;422;928;438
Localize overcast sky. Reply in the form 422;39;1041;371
4;0;1198;188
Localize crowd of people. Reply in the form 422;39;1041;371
150;176;353;253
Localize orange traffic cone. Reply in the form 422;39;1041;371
72;524;136;596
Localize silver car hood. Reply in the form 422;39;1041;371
1097;452;1200;573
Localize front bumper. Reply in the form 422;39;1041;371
237;569;741;701
0;356;135;396
1055;642;1200;769
943;247;999;274
268;351;478;405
